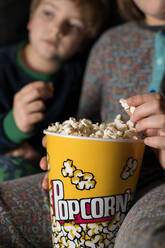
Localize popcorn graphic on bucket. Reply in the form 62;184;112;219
61;159;96;190
44;117;145;247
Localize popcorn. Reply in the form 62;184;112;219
46;97;141;140
119;98;136;132
47;115;141;140
119;98;135;114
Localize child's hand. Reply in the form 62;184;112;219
40;157;49;191
127;93;164;146
127;93;165;168
13;81;54;133
5;141;41;162
40;136;49;191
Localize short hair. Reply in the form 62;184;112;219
117;0;144;21
30;0;110;40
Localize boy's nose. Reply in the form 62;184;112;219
49;20;65;39
50;21;69;38
50;25;62;39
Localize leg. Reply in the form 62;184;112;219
0;173;52;248
0;155;42;182
115;182;165;248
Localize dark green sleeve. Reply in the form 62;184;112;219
3;109;34;144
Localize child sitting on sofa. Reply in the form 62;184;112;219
0;0;110;181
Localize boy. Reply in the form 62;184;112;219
0;0;110;181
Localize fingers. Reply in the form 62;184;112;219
144;128;159;137
144;136;165;149
40;156;49;191
135;114;165;132
42;135;47;147
127;93;161;107
128;94;165;165
14;111;44;133
13;81;54;133
126;93;165;123
5;142;41;161
25;112;44;124
131;100;164;123
26;100;46;113
42;172;49;191
6;149;24;157
40;156;48;170
18;81;54;102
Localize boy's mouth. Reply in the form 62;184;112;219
44;39;58;47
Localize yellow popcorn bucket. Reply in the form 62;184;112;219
44;131;145;247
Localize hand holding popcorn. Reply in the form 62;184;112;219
126;93;165;169
126;93;165;144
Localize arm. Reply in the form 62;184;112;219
0;81;53;155
127;93;165;169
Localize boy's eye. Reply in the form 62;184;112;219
67;22;82;32
43;10;53;17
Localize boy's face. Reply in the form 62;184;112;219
27;0;87;62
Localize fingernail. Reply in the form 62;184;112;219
126;98;132;105
144;137;150;145
130;115;134;122
135;123;140;131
